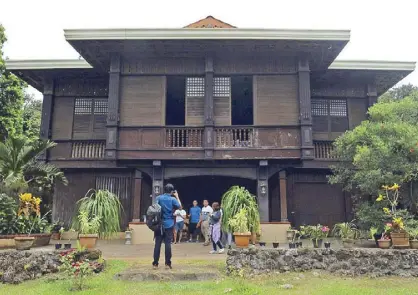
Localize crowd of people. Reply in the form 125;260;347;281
152;184;232;269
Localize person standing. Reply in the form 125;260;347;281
188;200;201;243
173;205;186;244
200;199;213;246
152;184;181;269
209;202;224;254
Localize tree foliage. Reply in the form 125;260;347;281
0;24;26;141
22;93;42;141
379;83;418;102
329;92;418;197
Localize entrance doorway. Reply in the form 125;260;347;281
167;176;257;212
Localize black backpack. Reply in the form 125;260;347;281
146;203;162;232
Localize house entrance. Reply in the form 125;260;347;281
167;176;257;212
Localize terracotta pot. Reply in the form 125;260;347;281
79;234;98;249
61;231;79;241
378;239;391;249
410;240;418;249
14;237;35;250
342;239;355;248
51;233;61;240
391;232;409;248
234;232;251;248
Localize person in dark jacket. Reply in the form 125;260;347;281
209;202;225;254
152;183;181;269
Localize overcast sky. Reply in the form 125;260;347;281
1;0;417;99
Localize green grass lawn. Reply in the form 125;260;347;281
1;260;418;295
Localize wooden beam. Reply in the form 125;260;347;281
279;170;288;222
367;83;378;108
132;170;142;220
298;58;314;160
39;78;54;161
204;56;215;158
105;53;121;159
152;161;163;203
258;160;270;222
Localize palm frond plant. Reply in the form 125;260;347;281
221;186;260;235
72;189;123;238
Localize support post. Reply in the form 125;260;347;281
39;78;54;161
106;53;121;160
279;170;288;222
152;161;163;203
132;170;142;221
298;58;314;160
367;83;378;110
204;56;214;158
258;160;269;222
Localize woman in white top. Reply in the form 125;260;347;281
173;206;186;244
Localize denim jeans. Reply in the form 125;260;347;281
153;227;174;266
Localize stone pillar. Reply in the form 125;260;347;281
106;53;121;160
132;170;142;221
152;161;163;203
279;170;288;222
298;58;314;160
258;160;269;222
39;78;54;161
204;56;215;159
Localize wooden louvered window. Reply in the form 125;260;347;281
312;98;348;133
185;77;205;126
73;98;108;139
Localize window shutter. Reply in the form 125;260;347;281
330;100;348;132
73;99;93;139
93;99;108;138
185;77;205;126
213;77;231;125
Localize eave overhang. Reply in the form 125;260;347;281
64;28;350;71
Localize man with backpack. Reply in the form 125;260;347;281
150;183;181;269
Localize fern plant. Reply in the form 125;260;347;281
221;186;260;234
72;190;122;238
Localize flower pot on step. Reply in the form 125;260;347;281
64;243;72;249
233;232;251;248
312;239;323;248
324;242;331;248
342;239;355;248
51;233;60;240
289;242;296;249
391;232;409;248
410;240;418;249
378;239;391;249
14;237;35;250
55;243;62;250
272;242;279;248
286;230;296;241
79;234;98;249
259;242;266;247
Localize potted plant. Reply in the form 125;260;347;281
304;224;329;248
221;186;261;247
332;221;359;248
125;227;133;245
14;210;51;250
378;233;391;249
77;211;101;249
390;217;409;248
289;229;298;249
228;209;252;248
72;190;122;239
406;226;418;249
51;221;64;240
272;236;279;248
286;227;296;242
55;227;65;249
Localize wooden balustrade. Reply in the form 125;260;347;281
165;127;204;148
314;141;335;159
71;141;105;158
215;127;254;148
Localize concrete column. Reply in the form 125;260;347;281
258;160;269;222
279;170;288;221
132;170;142;220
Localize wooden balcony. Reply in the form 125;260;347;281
314;141;335;159
118;126;301;160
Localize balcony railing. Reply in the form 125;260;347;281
215;127;254;148
165;127;204;148
314;141;335;159
71;141;105;158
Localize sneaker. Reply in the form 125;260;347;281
209;250;217;254
152;265;158;270
218;248;225;254
165;264;172;270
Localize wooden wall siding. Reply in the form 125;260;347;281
256;128;300;148
119;128;165;149
254;75;298;125
54;78;109;97
51;97;74;140
348;98;367;129
311;86;366;98
213;77;231;125
287;172;347;228
95;175;132;227
121;57;205;75
213;57;297;74
49;142;72;160
120;76;166;126
185;77;205;126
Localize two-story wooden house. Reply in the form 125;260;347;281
6;16;415;242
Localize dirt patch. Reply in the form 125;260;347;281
114;264;221;281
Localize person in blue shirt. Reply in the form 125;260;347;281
153;183;181;269
188;200;201;243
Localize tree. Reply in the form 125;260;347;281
0;24;26;141
22;93;42;140
329;92;418;211
379;83;418;102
